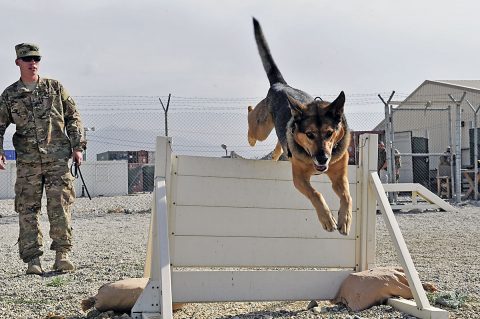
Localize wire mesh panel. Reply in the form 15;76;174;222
384;85;480;201
0;94;385;198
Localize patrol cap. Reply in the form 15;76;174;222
15;43;41;58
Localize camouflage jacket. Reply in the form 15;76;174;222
0;77;86;163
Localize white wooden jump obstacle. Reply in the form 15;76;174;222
383;182;456;213
131;134;449;319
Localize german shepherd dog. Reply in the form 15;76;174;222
251;18;352;235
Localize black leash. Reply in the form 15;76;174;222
70;162;92;200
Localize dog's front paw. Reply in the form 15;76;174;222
337;209;352;236
317;211;338;232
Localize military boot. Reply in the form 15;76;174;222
26;257;44;275
53;251;75;272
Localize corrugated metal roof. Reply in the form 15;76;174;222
433;80;480;91
372;80;480;130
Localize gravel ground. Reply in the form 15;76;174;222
0;194;479;319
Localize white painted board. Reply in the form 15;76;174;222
171;236;356;267
175;155;357;182
172;175;357;211
171;270;352;302
173;206;357;239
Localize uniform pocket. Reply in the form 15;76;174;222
60;173;76;205
46;94;63;120
10;102;31;129
14;183;24;212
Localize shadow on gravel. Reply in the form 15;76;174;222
393;209;435;215
3;271;63;279
41;270;71;278
377;208;441;215
216;309;303;319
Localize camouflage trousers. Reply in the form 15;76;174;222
15;161;75;262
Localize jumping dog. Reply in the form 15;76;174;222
251;18;352;235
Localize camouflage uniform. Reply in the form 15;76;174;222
0;77;86;262
394;149;401;182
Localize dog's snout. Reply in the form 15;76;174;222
315;151;329;165
313;151;330;172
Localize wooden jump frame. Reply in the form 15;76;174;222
131;134;448;319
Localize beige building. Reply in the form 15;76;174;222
374;80;480;184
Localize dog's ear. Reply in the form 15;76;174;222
248;105;253;113
326;91;345;124
287;96;305;119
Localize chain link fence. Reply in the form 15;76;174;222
383;87;480;203
4;89;480;202
0;94;386;199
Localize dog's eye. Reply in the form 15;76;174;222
306;132;315;140
325;131;334;138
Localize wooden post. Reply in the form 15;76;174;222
370;172;448;318
358;133;378;271
132;137;173;319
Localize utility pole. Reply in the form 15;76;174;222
83;126;95;161
81;126;95;197
221;144;228;157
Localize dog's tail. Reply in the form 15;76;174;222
253;17;286;86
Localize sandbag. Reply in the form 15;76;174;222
81;277;184;313
333;267;436;311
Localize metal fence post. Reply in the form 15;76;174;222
448;105;454;194
466;100;480;201
448;92;466;203
389;103;396;185
378;91;395;202
160;93;172;137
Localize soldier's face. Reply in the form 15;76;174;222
15;57;40;79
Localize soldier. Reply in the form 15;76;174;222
377;141;388;183
394;148;401;182
0;43;86;275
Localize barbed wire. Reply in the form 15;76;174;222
72;91;480;111
73;93;412;111
7;93;471;159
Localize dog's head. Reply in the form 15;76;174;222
288;91;346;172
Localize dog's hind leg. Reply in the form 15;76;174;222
247;106;258;146
271;140;283;161
291;158;337;232
327;153;352;235
247;99;274;147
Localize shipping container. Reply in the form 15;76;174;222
142;165;155;192
98;150;152;164
97;151;129;161
4;150;16;160
147;151;155;163
128;163;144;193
137;150;149;164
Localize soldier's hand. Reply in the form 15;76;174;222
0;155;6;170
72;150;83;166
